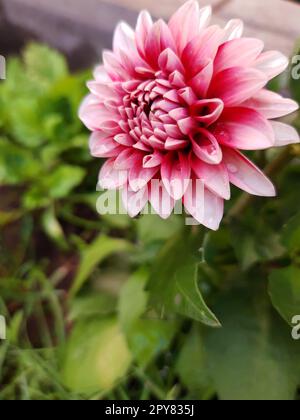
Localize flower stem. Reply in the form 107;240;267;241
225;146;296;222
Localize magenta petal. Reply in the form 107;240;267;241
114;149;142;170
143;152;163;168
213;107;275;150
209;67;267;107
222;147;276;197
165;137;189;150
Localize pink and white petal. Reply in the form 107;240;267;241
158;48;185;74
98;158;128;190
149;182;175;219
182;26;224;77
79;96;118;131
122;186;148;217
222;19;244;42
242;90;299;119
191;129;223;164
254;51;289;80
89;132;123;158
143;151;164;168
136;10;153;57
209;67;267;107
192;158;231;200
161;153;191;200
113;21;136;56
184;180;224;230
214;38;264;74
168;0;201;54
222;147;276;197
87;81;120;101
129;163;159;192
93;65;111;83
114;149;143;170
271;121;300;147
189;60;214;98
102;50;129;81
213;107;275;150
145;20;176;68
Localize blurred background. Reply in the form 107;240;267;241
0;0;300;401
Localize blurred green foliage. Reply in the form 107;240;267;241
0;43;300;401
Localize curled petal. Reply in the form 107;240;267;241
212;107;275;150
243;90;299;119
191;99;224;126
114;149;142;170
254;51;289;80
271;121;300;147
222;147;276;197
191;129;223;164
143;152;163;168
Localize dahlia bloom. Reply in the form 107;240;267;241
80;0;299;230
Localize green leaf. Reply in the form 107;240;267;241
148;232;220;326
23;165;86;210
175;264;221;328
69;293;117;321
269;266;300;326
24;43;68;91
118;268;149;332
136;214;182;244
204;290;300;400
61;317;132;394
71;235;132;296
176;326;213;398
0;138;41;185
128;319;177;367
282;212;300;255
230;223;285;270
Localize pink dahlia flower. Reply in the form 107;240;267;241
80;0;299;230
